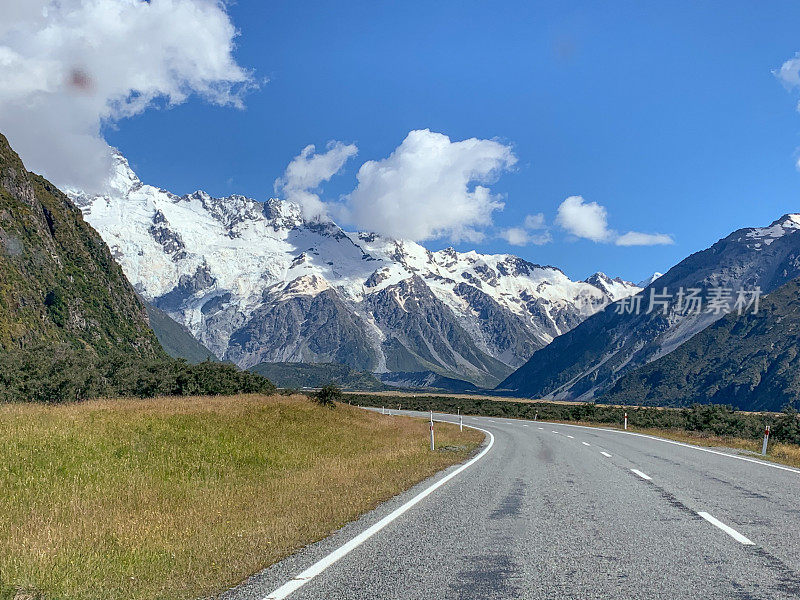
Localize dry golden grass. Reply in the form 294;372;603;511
0;394;482;600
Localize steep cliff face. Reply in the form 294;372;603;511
0;133;163;358
501;214;800;399
68;153;640;386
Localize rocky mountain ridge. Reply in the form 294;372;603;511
69;153;642;386
501;213;800;398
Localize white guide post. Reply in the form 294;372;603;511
762;425;770;456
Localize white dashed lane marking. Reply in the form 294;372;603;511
697;512;755;545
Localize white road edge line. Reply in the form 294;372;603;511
582;441;591;447
631;468;652;481
262;422;495;600
697;512;755;545
527;420;800;475
600;451;612;458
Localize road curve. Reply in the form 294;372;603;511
222;411;800;600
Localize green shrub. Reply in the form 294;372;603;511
0;345;275;403
314;383;342;406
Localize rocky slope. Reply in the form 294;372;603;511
0;134;163;358
69;153;641;387
500;214;800;399
600;277;800;412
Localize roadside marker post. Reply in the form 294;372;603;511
458;408;463;432
762;425;771;456
534;412;538;421
430;417;435;451
624;412;628;430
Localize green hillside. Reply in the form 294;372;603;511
0;132;274;402
0;132;162;357
602;277;800;411
250;362;387;390
145;303;217;363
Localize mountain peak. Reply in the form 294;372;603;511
636;272;663;288
67;149;643;381
769;213;800;230
740;213;800;248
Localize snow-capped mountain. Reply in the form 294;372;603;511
69;153;641;387
636;272;664;288
501;213;800;398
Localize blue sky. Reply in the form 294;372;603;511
88;2;800;281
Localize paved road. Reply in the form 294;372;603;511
223;411;800;600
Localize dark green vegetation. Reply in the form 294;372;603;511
0;132;161;357
250;361;387;390
314;383;344;406
145;302;217;363
379;370;483;393
0;132;273;402
602;278;800;411
348;393;800;445
0;345;273;403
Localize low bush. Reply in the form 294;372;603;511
0;344;274;403
315;383;343;406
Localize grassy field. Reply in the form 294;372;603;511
0;394;482;600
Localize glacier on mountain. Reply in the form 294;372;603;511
68;153;642;387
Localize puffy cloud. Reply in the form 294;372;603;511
556;196;613;242
275;142;358;220
615;231;674;246
524;213;546;229
340;129;517;242
556;195;673;246
775;53;800;91
499;227;551;246
499;212;550;246
0;0;254;193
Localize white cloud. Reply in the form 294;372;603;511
615;231;674;246
340;129;516;242
775;54;800;90
556;196;613;242
0;0;254;193
524;213;546;229
499;212;550;246
500;227;551;246
275;142;358;220
556;195;673;246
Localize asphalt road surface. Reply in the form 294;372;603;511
222;410;800;600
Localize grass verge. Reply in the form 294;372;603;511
347;393;800;470
0;394;482;600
